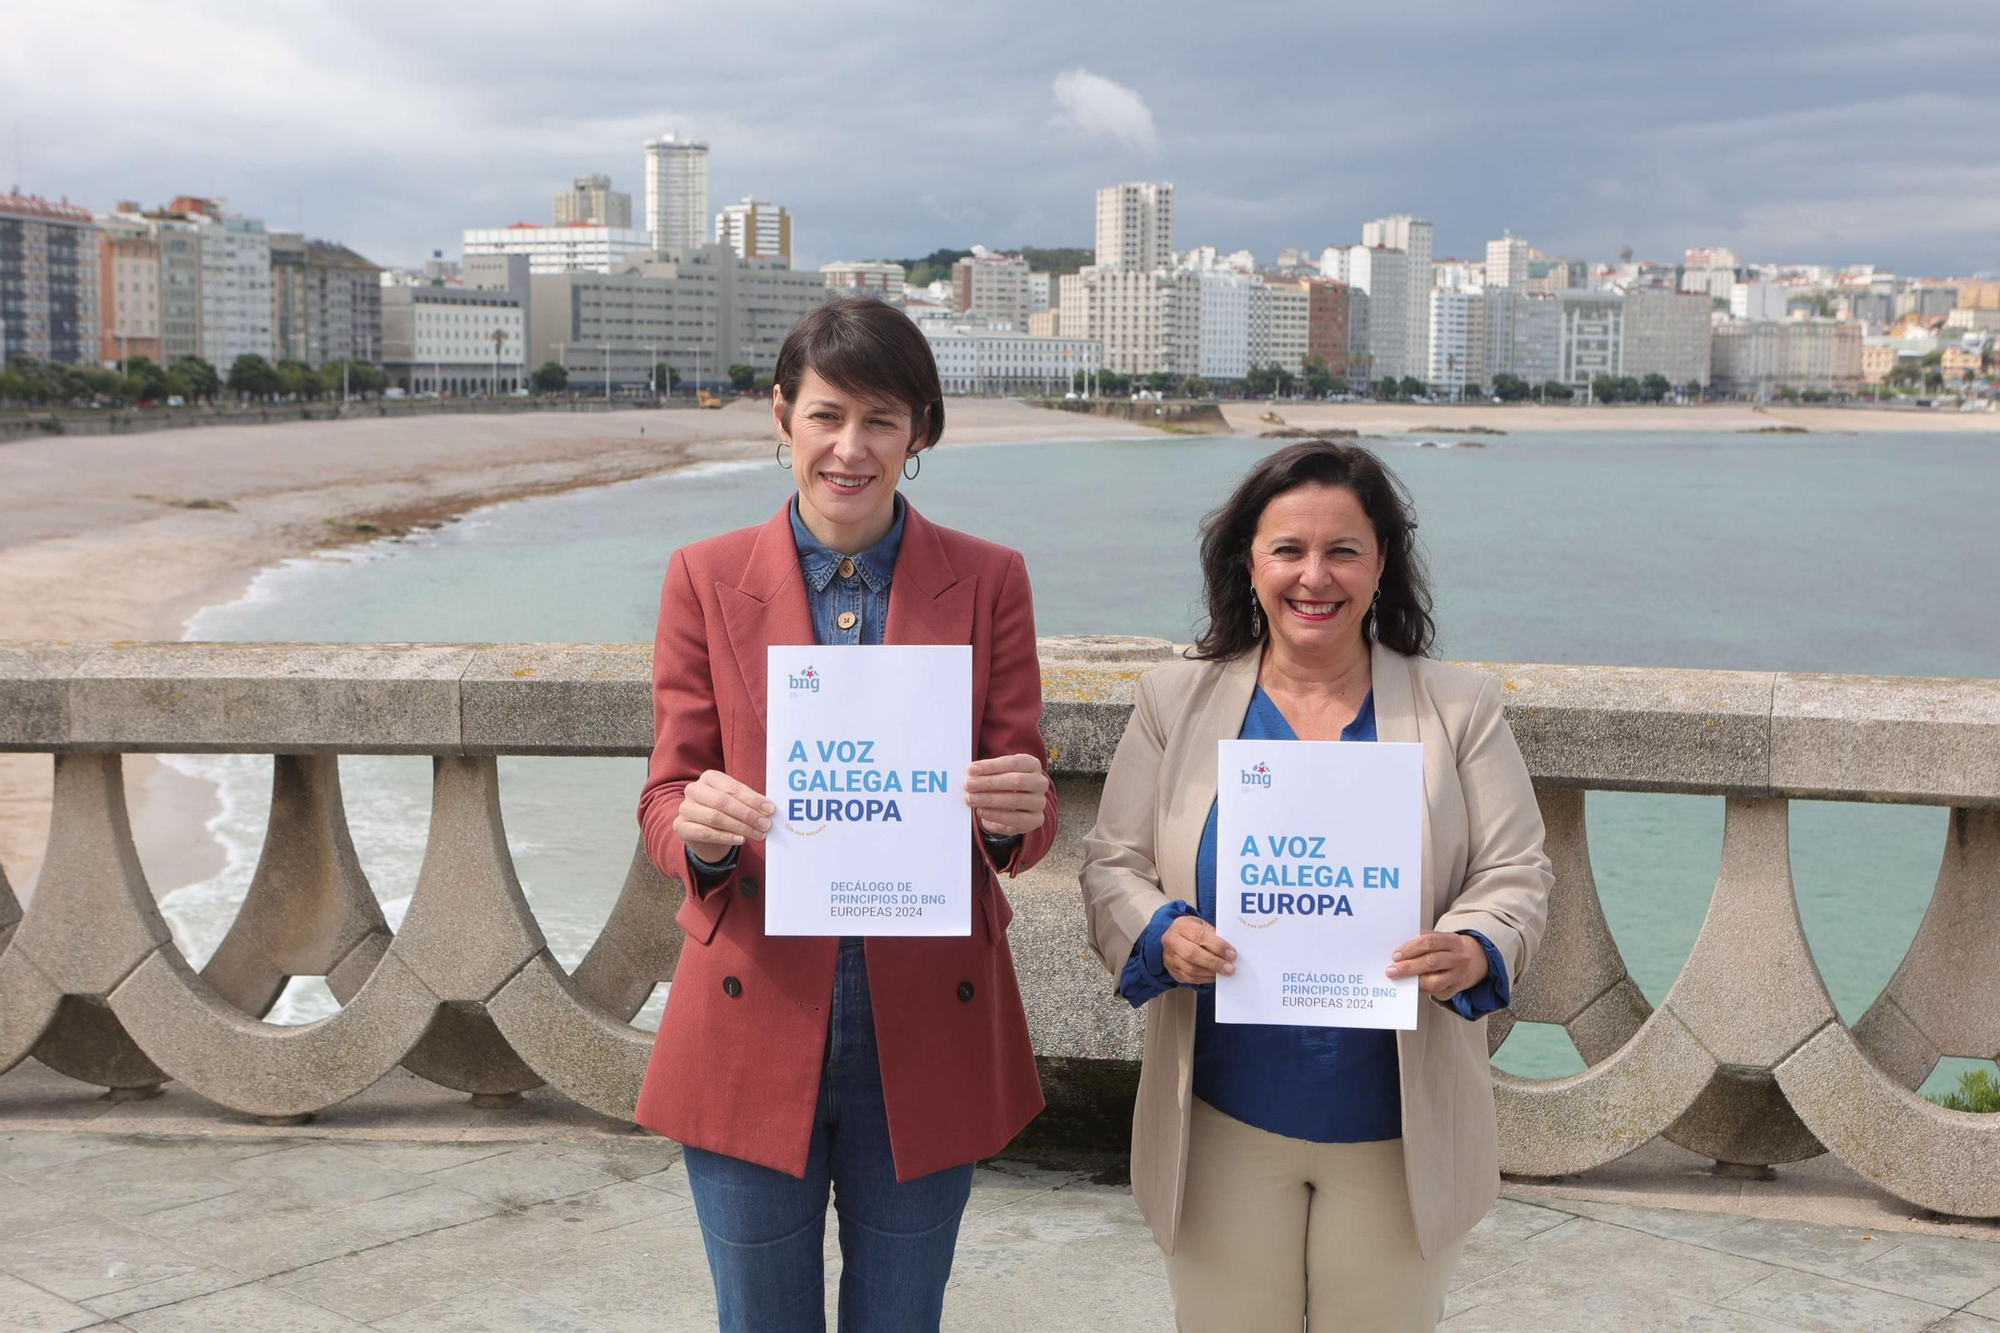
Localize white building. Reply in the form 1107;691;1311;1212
1428;287;1485;398
1361;215;1434;385
1559;290;1625;390
952;247;1032;327
1327;244;1415;381
715;197;791;265
820;261;905;301
1186;265;1252;382
1712;320;1861;399
185;202;272;367
1486;232;1531;291
380;284;525;396
1731;280;1788;323
1059;265;1181;376
462;223;653;276
922;325;1101;395
1096;182;1174;270
1249;277;1311;376
643;134;709;252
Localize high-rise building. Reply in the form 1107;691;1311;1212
1028;272;1052;314
643;134;709;252
1095;182;1174;270
97;212;164;365
463;222;654;275
271;233;382;368
1622;288;1712;388
1361;215;1433;384
1;192;101;366
1185;265;1252;381
1249;277;1311;376
1327;244;1413;381
1559;290;1625;389
1058;265;1181;376
169;196;272;368
1485;232;1532;292
952;248;1032;327
1428;287;1486;397
1511;295;1562;387
820;261;905;301
715;197;792;266
554;174;632;229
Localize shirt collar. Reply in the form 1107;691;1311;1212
788;494;905;595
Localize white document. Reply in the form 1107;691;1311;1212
1213;739;1424;1029
764;644;973;936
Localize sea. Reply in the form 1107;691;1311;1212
160;428;2000;1090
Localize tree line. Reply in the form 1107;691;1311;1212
1;353;390;408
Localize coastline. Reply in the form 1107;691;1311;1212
1;396;1993;901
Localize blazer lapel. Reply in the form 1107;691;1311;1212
884;503;975;647
1370;640;1436;928
1158;650;1259;907
718;503;815;729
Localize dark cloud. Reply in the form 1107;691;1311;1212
6;0;1993;275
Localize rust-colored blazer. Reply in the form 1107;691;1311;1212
633;500;1055;1180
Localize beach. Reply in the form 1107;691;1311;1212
0;395;1991;898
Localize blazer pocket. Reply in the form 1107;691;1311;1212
676;881;731;946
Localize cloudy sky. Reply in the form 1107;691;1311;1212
7;0;1996;277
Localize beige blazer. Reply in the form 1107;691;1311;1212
1079;641;1552;1258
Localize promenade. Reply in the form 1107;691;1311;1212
3;1059;1999;1331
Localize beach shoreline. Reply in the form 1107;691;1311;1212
1;396;1993;899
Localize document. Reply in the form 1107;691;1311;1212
1213;739;1424;1029
764;645;973;936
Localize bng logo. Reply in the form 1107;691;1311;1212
1241;761;1272;788
789;665;821;693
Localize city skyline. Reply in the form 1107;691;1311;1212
5;1;1996;278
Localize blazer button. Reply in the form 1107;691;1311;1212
723;976;742;998
957;981;976;1003
740;876;759;899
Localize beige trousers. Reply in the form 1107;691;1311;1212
1164;1099;1464;1333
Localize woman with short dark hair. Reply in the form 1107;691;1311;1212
634;295;1057;1332
1080;440;1552;1331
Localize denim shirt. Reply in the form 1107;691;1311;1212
1117;686;1510;1143
788;493;905;646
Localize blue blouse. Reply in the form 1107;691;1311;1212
1118;686;1510;1143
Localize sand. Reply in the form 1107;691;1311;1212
1;395;1993;898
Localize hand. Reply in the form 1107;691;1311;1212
672;770;775;865
1162;916;1236;985
964;754;1051;837
1386;931;1489;999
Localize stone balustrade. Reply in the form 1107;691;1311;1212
1;637;1996;1217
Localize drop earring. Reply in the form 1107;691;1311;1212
1249;590;1262;638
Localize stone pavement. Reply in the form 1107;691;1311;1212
3;1120;1999;1333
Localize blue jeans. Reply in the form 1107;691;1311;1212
681;939;977;1333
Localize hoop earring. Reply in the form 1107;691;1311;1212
1249;590;1262;638
903;452;922;481
775;440;791;469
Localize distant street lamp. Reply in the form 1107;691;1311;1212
600;344;612;401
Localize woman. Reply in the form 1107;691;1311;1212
633;296;1057;1332
1080;440;1551;1332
